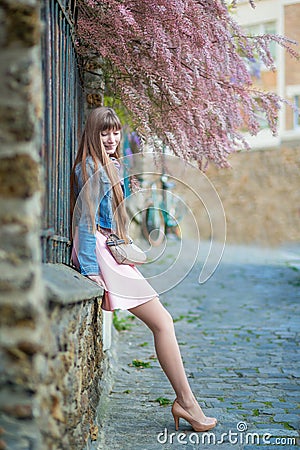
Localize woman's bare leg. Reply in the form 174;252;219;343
129;297;216;425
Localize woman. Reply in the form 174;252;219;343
70;106;217;432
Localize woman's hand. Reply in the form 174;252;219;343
87;274;107;290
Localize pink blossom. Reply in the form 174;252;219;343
76;0;298;167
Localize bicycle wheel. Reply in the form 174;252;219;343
141;206;165;246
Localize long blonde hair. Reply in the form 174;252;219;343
70;107;128;240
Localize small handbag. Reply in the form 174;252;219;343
106;233;147;265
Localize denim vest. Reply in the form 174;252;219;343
73;156;123;275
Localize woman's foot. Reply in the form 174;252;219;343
172;398;217;432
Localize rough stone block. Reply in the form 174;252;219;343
43;263;102;305
0;302;37;327
1;2;40;48
28;265;105;449
0;267;35;292
0;155;40;198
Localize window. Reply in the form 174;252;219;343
294;95;300;129
254;97;269;130
244;21;277;74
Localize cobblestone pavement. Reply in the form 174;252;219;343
93;240;300;450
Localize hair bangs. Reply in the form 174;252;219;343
99;109;122;132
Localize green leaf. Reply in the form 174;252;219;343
113;311;133;331
155;397;172;406
130;359;151;368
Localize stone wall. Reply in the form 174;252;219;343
132;145;299;247
195;143;300;246
0;1;46;448
0;2;105;449
41;265;103;449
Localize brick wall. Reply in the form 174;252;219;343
285;3;300;87
285;3;300;131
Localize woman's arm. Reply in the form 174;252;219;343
74;160;102;276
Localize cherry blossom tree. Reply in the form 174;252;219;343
76;0;298;168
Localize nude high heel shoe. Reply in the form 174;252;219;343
171;399;217;432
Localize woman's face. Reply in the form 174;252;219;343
100;129;121;155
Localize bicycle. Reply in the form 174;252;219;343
141;175;184;246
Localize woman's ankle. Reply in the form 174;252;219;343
176;394;198;409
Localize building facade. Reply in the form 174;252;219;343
234;0;300;148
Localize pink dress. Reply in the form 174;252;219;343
72;230;158;311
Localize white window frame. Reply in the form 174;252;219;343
293;95;300;130
244;20;278;72
286;85;300;131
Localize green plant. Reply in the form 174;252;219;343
113;312;134;331
173;314;188;323
283;422;295;430
263;401;273;407
130;359;151;369
155;397;172;406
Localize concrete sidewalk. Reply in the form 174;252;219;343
92;241;300;450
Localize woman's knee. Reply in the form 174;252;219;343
153;307;174;334
130;297;175;334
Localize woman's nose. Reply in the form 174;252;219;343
107;133;115;143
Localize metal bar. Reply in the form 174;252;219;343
54;0;59;263
56;0;76;28
41;229;70;243
40;0;84;264
40;228;55;237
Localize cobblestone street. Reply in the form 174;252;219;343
93;240;300;450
